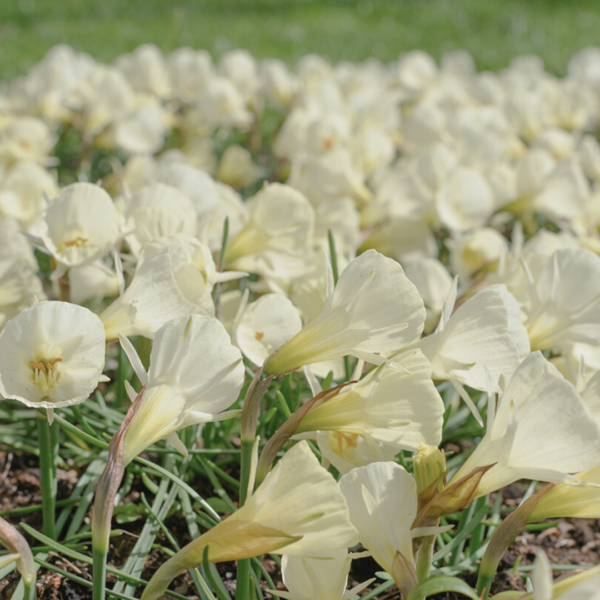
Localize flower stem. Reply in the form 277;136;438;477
36;411;57;540
415;533;435;582
93;545;108;600
23;581;36;600
236;439;255;600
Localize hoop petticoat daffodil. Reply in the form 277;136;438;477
264;249;426;375
100;237;245;340
270;551;375;600
339;462;451;597
118;313;245;464
224;182;315;280
528;464;600;521
524;248;600;351
140;441;359;600
529;550;600;600
413;282;530;424
36;182;120;273
0;301;107;409
294;349;444;474
451;351;600;499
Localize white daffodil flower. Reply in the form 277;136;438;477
68;260;120;305
140;441;358;600
448;228;509;282
123;182;197;255
234;292;303;367
339;461;450;595
525;248;600;351
0;116;55;166
0;217;46;328
414;283;530;422
451;352;600;498
270;551;374;600
264;250;425;374
101;236;244;339
530;550;600;600
435;167;495;234
402;257;453;333
0;161;58;232
296;350;444;473
0;301;107;409
216;144;262;189
224;183;315;281
37;182;120;271
119;314;245;464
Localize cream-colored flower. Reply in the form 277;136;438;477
101;236;243;339
38;182;120;269
224;183;315;280
264;250;425;374
530;550;600;600
525;248;600;351
68;260;120;305
120;314;245;463
0;301;106;408
414;284;530;410
449;228;508;281
216;144;262;189
0;161;58;231
339;461;448;594
451;352;600;498
435;168;495;233
271;551;374;600
115;44;171;99
0;116;55;166
123;183;196;255
140;441;358;600
402;257;453;333
0;218;46;328
296;350;444;472
234;293;302;367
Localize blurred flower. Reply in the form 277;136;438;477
37;182;120;271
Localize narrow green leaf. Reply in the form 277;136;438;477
406;575;480;600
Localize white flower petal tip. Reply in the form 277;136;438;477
166;432;188;458
118;333;148;386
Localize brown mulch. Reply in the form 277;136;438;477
1;451;599;599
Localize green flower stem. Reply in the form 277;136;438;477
23;581;37;600
36;411;57;540
92;388;145;600
93;455;126;600
415;532;436;582
236;439;255;600
235;558;251;600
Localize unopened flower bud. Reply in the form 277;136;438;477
413;443;446;502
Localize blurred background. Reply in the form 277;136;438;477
1;0;600;80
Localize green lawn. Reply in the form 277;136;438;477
1;0;600;81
